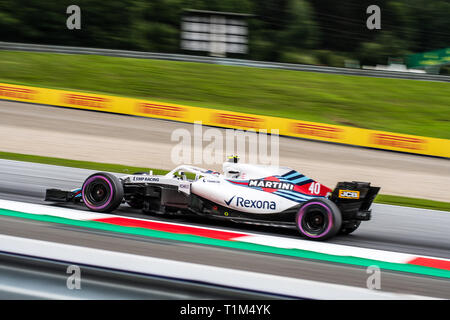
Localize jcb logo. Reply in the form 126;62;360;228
339;190;360;199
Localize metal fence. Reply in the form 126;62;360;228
0;41;449;82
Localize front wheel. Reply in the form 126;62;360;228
296;198;342;241
82;172;124;213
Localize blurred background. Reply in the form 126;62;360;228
0;0;448;73
0;0;448;142
0;0;449;301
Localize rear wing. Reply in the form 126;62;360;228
330;181;380;221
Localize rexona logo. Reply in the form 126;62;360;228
225;195;276;210
249;180;294;190
338;190;360;199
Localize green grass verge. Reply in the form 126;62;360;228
0;151;167;175
0;51;449;139
0;150;448;212
374;194;450;212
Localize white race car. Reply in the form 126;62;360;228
45;156;380;240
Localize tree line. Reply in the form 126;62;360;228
0;0;448;69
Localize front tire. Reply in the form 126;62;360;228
296;198;342;240
82;172;124;213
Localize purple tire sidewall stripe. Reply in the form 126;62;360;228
82;175;114;210
298;201;333;238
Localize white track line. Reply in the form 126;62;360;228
0;198;114;220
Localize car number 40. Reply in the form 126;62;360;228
308;182;321;194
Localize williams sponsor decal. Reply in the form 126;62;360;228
290;122;343;140
338;190;360;199
248;179;294;190
137;103;186;118
371;133;426;151
213;113;265;129
225;195;276;210
202;178;220;183
62;94;110;109
131;176;160;183
0;85;37;100
178;183;191;194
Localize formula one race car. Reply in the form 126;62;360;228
45;156;380;240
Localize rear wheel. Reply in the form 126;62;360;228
82;172;124;213
296;198;342;240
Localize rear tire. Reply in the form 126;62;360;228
296;198;342;241
82;172;124;213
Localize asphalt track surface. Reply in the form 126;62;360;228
0;159;449;298
0;100;449;202
0;100;449;298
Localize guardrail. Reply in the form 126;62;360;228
0;250;276;299
0;41;449;82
